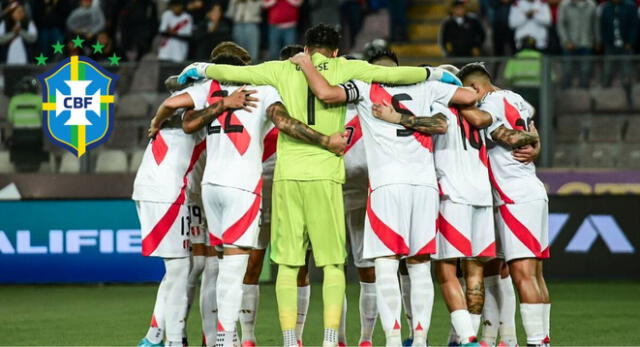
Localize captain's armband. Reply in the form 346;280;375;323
340;80;360;103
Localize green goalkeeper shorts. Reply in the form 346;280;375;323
270;179;347;267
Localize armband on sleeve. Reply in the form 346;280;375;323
340;80;360;103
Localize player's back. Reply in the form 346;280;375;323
482;89;547;204
353;81;442;191
185;80;282;193
432;103;492;206
133;114;205;203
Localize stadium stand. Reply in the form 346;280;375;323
129;149;145;173
0;150;14;173
95;149;129;173
59;152;81;173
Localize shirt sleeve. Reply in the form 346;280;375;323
159;11;169;31
182;81;210;110
425;81;458;106
480;96;504;140
205;61;283;87
341;59;428;85
262;86;283;108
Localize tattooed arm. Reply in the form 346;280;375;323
182;86;259;134
490;124;539;148
267;102;348;155
371;100;448;134
182;100;226;134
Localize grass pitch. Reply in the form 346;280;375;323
0;281;638;346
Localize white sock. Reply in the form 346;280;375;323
239;284;259;343
145;276;169;343
359;282;377;344
399;273;412;339
498;275;518;345
200;256;219;346
296;285;310;342
338;295;347;344
450;309;476;344
543;303;551;342
520;303;545;345
447;277;465;344
406;262;433;345
216;254;249;332
324;328;339;346
283;329;297;347
375;258;402;346
163;257;190;344
481;275;500;345
185;254;205;338
470;314;482;337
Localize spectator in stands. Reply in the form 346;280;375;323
509;0;551;51
389;0;408;43
7;76;44;172
263;0;303;59
0;3;37;64
546;0;563;54
557;0;596;88
226;0;261;61
503;36;542;116
599;0;638;87
66;0;105;42
90;31;125;63
116;0;158;62
193;3;231;60
310;0;340;28
187;0;210;24
490;0;516;56
440;0;485;57
158;0;193;62
340;0;364;50
32;0;71;56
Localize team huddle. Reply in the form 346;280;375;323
132;24;551;347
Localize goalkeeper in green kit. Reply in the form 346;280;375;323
177;24;462;347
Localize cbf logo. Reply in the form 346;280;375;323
37;56;118;157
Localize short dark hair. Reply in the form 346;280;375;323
457;62;493;83
304;24;341;51
367;50;399;66
279;44;304;60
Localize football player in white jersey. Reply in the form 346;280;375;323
456;63;550;347
373;62;494;346
173;42;348;346
343;103;379;347
134;79;213;347
291;50;478;347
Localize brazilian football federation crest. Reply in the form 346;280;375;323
38;56;118;157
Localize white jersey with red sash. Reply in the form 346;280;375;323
185;80;282;247
482;89;549;261
351;80;457;258
133;107;206;256
158;10;192;62
432;103;495;259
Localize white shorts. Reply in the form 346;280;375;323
347;207;374;268
363;184;439;260
188;203;208;245
137;201;190;258
434;200;495;260
202;184;262;249
495;200;549;262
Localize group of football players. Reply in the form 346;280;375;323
132;24;551;347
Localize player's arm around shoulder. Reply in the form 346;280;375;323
182;85;259;134
266;101;348;155
290;52;348;104
371;99;448;135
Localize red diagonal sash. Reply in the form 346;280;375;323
207;81;251;155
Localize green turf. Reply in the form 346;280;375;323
0;282;639;346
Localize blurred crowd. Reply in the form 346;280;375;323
0;0;409;65
440;0;639;88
